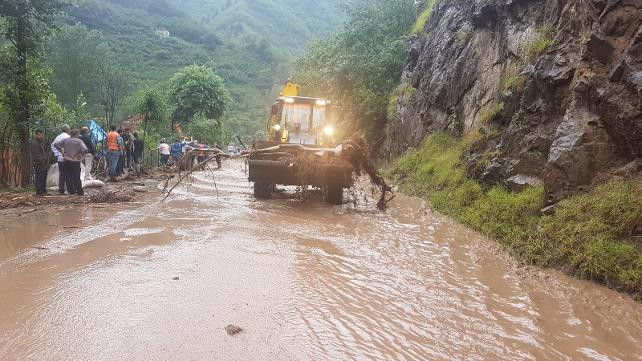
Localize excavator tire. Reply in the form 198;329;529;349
254;181;273;199
325;185;343;205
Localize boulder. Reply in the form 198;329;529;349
506;174;544;192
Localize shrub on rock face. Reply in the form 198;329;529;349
411;0;437;35
524;25;555;61
387;85;418;119
477;101;504;124
500;68;527;93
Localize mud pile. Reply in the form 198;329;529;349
88;188;135;203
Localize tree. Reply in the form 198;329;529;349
293;0;416;141
130;84;170;146
0;0;73;186
183;117;224;146
168;65;230;125
131;85;169;128
45;23;108;106
97;62;127;126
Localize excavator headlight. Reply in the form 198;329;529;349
323;126;335;136
284;97;295;103
272;124;281;131
316;99;327;106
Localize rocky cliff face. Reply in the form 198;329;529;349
384;0;642;201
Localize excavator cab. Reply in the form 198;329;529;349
264;83;336;148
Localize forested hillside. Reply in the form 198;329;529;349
55;0;344;139
175;0;345;54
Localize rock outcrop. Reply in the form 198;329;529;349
384;0;642;201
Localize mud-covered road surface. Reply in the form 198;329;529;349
1;160;641;360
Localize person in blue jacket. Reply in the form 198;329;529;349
170;139;184;165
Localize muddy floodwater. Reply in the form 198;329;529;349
1;160;641;360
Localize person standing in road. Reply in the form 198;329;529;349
158;139;170;166
197;142;207;165
30;129;49;196
116;129;126;176
51;124;70;195
213;143;222;169
106;125;121;180
170;139;183;165
122;128;132;170
80;127;96;181
54;129;88;196
132;132;144;174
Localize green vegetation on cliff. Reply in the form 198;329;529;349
390;133;642;297
411;0;437;35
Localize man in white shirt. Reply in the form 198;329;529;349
157;139;171;166
51;124;71;195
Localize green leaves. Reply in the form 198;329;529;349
0;0;75;53
45;24;109;106
168;65;230;124
130;84;169;127
293;0;416;140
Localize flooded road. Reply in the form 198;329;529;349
1;160;641;360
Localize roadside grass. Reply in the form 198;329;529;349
389;133;642;297
411;0;437;35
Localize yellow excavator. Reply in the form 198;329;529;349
248;82;354;204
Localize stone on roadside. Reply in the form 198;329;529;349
224;324;243;336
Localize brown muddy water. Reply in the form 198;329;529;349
1;160;641;360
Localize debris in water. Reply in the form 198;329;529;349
224;324;243;336
340;136;394;210
88;188;135;203
172;276;179;280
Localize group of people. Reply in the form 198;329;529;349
157;138;221;168
29;124;95;196
28;123;235;197
28;123;145;196
105;125;144;180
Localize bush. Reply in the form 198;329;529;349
524;25;555;60
501;68;527;93
390;133;642;297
